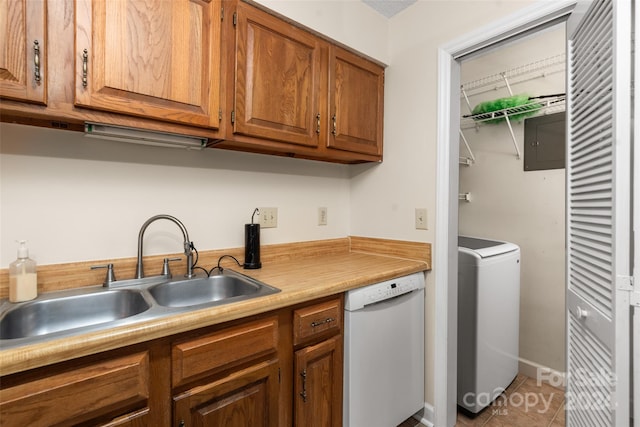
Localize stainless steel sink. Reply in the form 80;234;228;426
0;269;280;349
0;289;151;340
148;270;280;308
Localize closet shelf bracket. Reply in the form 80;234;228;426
459;129;475;164
503;115;521;159
459;192;472;202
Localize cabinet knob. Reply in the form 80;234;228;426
575;306;588;320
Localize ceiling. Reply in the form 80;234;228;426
362;0;417;18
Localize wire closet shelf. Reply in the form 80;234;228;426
458;53;566;163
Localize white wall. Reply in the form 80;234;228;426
356;0;538;406
0;123;351;265
459;26;566;373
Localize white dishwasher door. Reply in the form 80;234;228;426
343;286;424;427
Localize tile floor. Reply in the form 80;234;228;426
398;374;566;427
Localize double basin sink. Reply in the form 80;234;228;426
0;270;280;349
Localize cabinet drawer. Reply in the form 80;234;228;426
293;298;342;346
0;351;149;427
172;316;279;387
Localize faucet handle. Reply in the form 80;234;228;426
162;257;182;278
91;263;117;287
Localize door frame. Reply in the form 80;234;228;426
434;2;577;426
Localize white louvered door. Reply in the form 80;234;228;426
566;0;632;425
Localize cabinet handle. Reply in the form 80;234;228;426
311;317;335;328
331;114;337;136
316;113;321;134
33;40;41;83
178;420;185;427
299;369;307;402
82;49;88;88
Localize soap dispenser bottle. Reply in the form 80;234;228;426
9;240;38;302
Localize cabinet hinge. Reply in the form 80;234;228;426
231;110;236;124
278;368;281;384
218;109;222;122
221;7;224;21
233;11;237;26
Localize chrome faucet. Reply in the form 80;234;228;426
136;214;195;279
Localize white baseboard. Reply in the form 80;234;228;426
518;357;566;390
413;402;435;427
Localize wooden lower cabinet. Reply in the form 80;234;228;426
292;296;343;427
173;360;280;427
171;315;281;427
0;296;344;427
0;344;160;427
294;336;342;427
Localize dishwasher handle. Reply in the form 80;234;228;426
343;273;425;311
346;288;422;312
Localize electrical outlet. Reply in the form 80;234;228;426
318;207;328;226
415;208;428;230
259;207;278;228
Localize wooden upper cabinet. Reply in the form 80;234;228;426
0;0;47;104
327;46;384;156
233;2;321;147
74;0;222;129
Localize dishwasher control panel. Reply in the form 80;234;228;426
344;272;425;311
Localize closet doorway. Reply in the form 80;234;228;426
433;2;576;426
458;25;567;386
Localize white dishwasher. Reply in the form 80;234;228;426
343;272;425;427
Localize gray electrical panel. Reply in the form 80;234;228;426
524;112;566;171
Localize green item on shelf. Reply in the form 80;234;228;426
471;94;542;124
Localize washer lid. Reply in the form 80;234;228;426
459;236;519;258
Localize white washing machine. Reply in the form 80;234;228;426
457;236;520;414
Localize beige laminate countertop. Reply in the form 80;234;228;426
0;251;428;376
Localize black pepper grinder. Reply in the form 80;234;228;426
244;208;262;269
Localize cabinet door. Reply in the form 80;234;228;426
294;336;342;427
75;0;222;128
327;46;384;156
0;351;150;426
0;0;47;104
233;3;321;147
174;360;280;427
